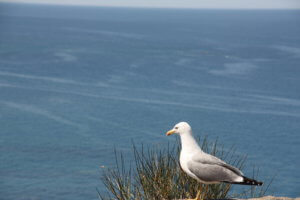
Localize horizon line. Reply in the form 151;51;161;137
1;1;300;10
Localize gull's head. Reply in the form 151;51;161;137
166;122;192;136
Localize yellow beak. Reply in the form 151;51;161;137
166;129;176;136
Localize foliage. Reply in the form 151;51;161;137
99;137;270;200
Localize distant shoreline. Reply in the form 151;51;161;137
1;1;300;10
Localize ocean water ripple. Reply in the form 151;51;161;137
0;4;299;200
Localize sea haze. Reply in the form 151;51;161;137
0;3;300;200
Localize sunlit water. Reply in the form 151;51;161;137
0;3;300;199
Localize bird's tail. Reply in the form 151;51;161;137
229;176;263;186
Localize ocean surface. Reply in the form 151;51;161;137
0;3;300;199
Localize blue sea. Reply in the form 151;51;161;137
0;3;300;199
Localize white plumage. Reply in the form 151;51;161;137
165;122;262;199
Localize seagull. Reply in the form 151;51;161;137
166;122;263;200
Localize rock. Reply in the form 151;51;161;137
246;196;300;200
175;196;300;200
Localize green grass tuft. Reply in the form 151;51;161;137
99;136;270;200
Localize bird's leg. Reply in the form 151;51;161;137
194;184;208;200
194;190;202;200
185;185;203;200
204;185;209;199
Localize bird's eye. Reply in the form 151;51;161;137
175;127;178;129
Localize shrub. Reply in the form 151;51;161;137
99;137;270;200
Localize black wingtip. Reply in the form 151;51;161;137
225;176;263;186
242;176;263;186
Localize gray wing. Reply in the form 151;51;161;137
187;153;243;183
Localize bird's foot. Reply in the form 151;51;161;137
184;199;203;200
185;190;203;200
